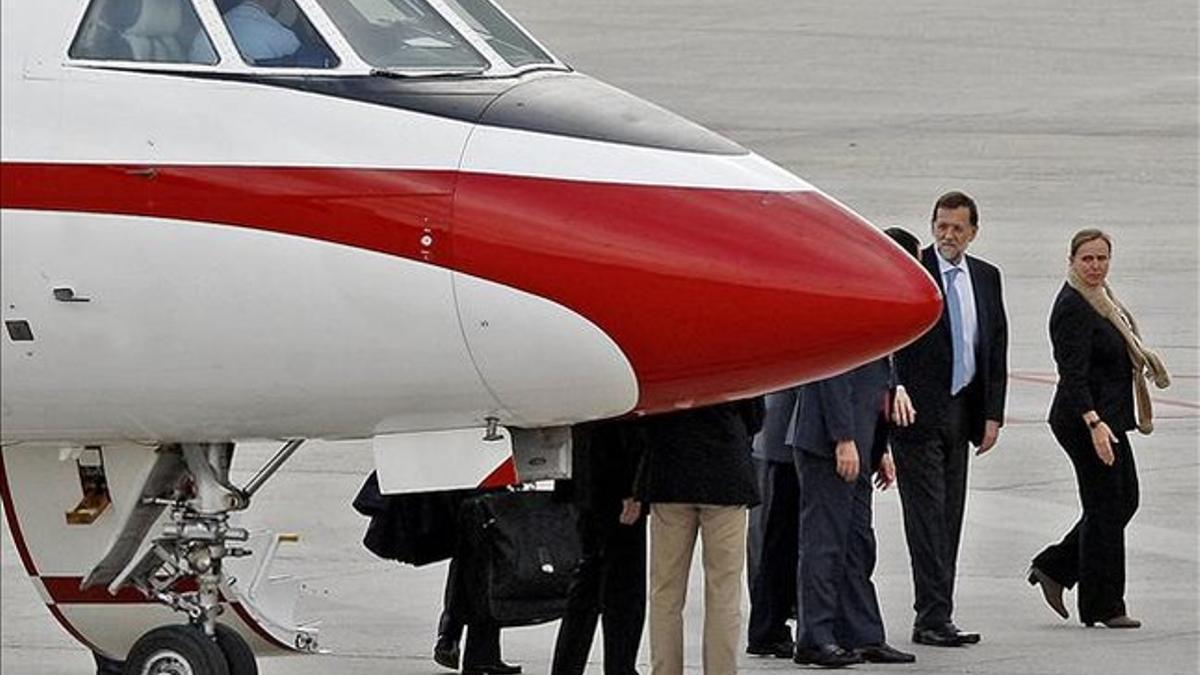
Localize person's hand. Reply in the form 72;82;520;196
892;387;916;427
835;440;860;483
976;419;1001;455
874;452;896;490
618;498;642;525
1090;421;1119;466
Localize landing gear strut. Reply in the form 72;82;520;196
113;440;306;675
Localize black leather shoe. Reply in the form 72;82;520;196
747;639;795;658
462;662;522;675
433;638;459;670
911;625;964;647
856;642;916;663
793;644;863;668
945;623;981;644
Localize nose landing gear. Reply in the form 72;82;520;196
114;440;307;675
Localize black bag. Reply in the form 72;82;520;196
459;490;581;627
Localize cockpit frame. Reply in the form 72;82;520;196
61;0;570;78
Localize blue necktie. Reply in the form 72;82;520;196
944;267;968;395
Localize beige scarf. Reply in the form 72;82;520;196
1067;269;1171;434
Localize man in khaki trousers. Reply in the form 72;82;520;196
634;399;764;675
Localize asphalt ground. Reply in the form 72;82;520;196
3;0;1197;673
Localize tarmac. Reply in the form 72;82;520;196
2;0;1197;673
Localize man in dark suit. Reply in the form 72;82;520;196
551;419;647;675
892;191;1008;647
746;387;801;658
789;360;915;668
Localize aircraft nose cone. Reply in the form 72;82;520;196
453;171;941;414
700;190;941;397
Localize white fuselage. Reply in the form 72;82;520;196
1;0;939;447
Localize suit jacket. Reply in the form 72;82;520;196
556;418;647;516
893;246;1008;446
752;387;801;464
788;358;890;469
1047;283;1135;432
634;399;763;507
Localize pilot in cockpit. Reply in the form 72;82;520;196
222;0;300;62
189;0;335;67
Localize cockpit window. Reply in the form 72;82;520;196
217;0;339;68
313;0;488;71
440;0;551;68
69;0;219;64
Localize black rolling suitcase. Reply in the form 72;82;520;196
459;489;582;627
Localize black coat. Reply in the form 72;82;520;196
893;246;1008;446
1048;283;1135;432
557;418;647;517
352;473;478;566
634;398;764;507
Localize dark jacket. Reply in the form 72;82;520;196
752;387;801;464
788;358;890;470
557;418;647;517
352;473;478;566
893;246;1008;446
1048;283;1135;432
634;399;764;507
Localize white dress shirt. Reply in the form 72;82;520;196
937;252;977;393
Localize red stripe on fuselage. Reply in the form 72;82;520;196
1;162;939;412
0;451;39;576
39;576;200;604
0;162;459;266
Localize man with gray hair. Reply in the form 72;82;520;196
892;191;1008;647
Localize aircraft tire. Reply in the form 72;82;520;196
122;624;230;675
214;623;259;675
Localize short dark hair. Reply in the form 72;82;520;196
931;191;978;227
884;227;920;259
1069;228;1112;258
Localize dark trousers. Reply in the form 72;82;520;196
438;557;464;643
893;395;970;629
551;508;647;675
464;622;503;668
795;452;885;649
439;555;504;668
1033;422;1139;623
747;458;799;648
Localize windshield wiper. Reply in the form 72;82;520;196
510;63;570;76
371;66;488;79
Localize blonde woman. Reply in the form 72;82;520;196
1028;229;1169;628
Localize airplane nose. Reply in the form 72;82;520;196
691;189;942;398
452;170;941;414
